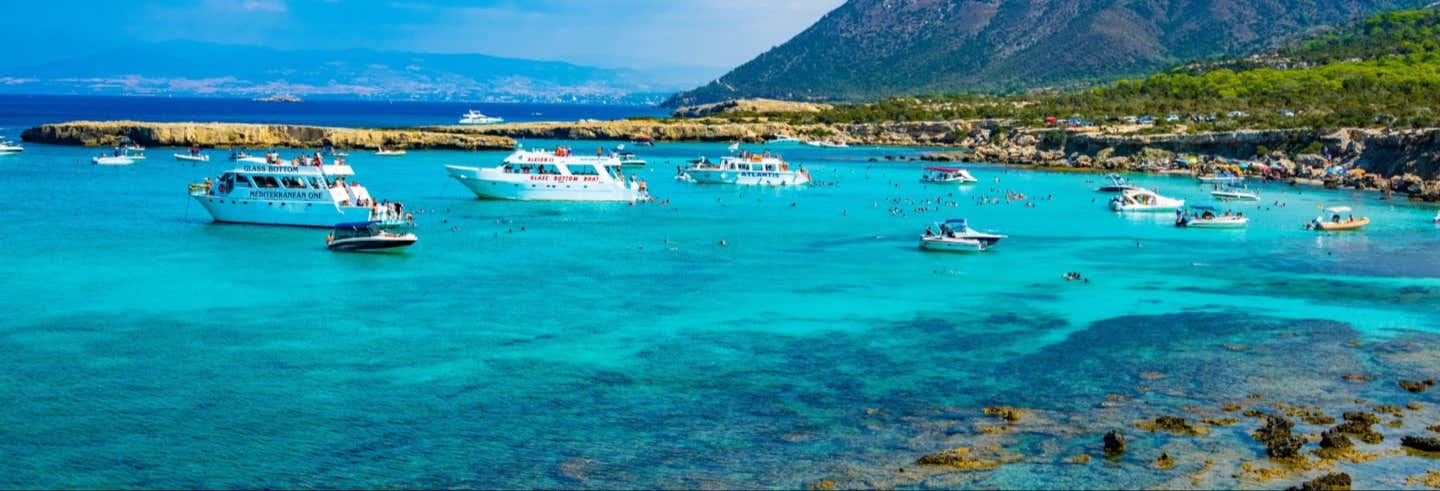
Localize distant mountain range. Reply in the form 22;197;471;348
664;0;1431;106
0;41;722;105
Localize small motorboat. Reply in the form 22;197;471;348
0;138;24;154
175;148;210;162
1109;189;1184;212
920;166;978;184
767;134;802;145
1433;210;1440;225
326;221;417;252
1211;185;1260;201
1096;173;1141;193
612;146;645;166
804;139;849;148
92;155;135;165
1307;206;1370;231
1176;205;1248;228
920;218;1005;252
375;146;407;156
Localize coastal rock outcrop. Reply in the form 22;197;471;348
1103;430;1126;457
1400;435;1440;452
1286;472;1352;491
22;121;516;150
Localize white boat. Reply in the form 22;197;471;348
93;147;143;165
189;161;408;227
92;156;135;166
930;218;1006;246
1176;206;1248;228
766;134;802;145
1097;173;1142;193
1211;186;1260;201
1109;189;1184;212
683;153;811;186
920;218;1004;252
1434;210;1439;225
920;166;978;184
375;147;407;156
458;110;504;125
615;151;646;167
174;148;210;162
804;139;849;148
445;147;646;202
0;138;24;154
118;141;146;159
326;221;417;252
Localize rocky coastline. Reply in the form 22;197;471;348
21;119;1440;201
20;121;516;150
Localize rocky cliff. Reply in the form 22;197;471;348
22;121;516;150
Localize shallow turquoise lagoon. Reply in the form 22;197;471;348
1;141;1438;488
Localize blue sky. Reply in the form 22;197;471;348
1;0;843;70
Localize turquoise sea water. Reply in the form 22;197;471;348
2;137;1440;488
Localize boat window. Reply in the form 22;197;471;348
536;164;562;175
232;175;252;187
765;164;776;172
280;176;307;189
570;165;599;176
253;175;280;188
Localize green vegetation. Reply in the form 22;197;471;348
693;8;1440;131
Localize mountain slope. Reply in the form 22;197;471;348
0;41;719;103
664;0;1429;106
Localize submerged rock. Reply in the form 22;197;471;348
1286;472;1352;491
1319;429;1354;450
914;446;1020;471
1398;379;1435;393
982;406;1026;423
1332;413;1384;444
1103;430;1126;457
1254;416;1305;459
1138;416;1209;436
1401;435;1440;452
1154;452;1176;470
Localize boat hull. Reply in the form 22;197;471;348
686;169;810;186
919;236;986;252
174;154;210;162
1314;217;1370;231
1111;203;1183;212
446;166;642;202
1211;192;1259;201
191;194;376;227
93;157;135;165
328;235;417;252
1182;218;1249;228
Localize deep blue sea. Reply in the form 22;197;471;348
1;96;1439;489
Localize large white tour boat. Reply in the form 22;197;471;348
444;147;647;201
682;152;811;186
189;161;408;227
